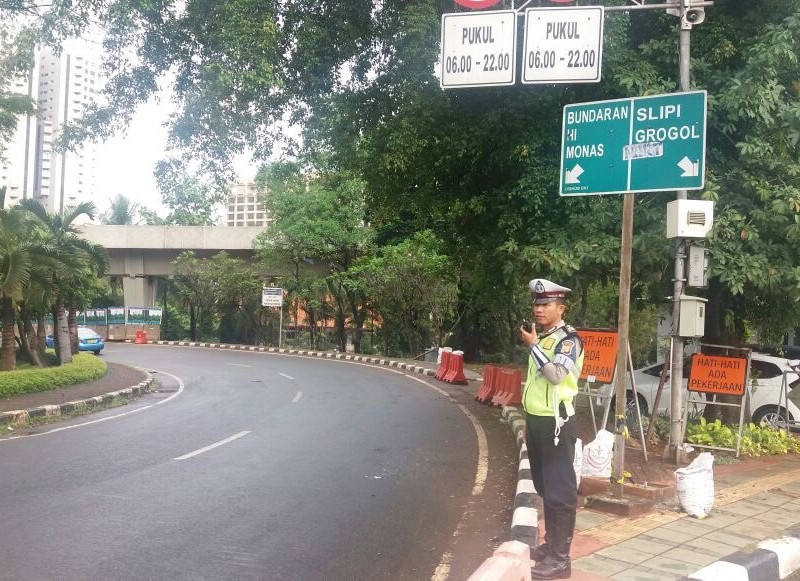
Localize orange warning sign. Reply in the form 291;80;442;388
688;354;748;396
577;330;618;383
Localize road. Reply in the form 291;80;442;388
0;344;516;580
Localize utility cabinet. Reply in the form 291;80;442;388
679;295;707;337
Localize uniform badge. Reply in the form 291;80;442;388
560;340;575;355
542;338;555;350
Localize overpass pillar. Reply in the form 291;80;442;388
122;276;158;308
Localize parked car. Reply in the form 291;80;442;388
597;352;800;426
45;327;105;354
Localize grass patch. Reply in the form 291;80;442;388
0;353;107;398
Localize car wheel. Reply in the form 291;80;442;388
752;406;793;427
610;392;649;418
94;350;102;356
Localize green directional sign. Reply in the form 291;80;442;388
560;91;706;196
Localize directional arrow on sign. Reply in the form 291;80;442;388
678;156;699;177
565;164;584;184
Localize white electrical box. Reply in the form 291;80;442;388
687;245;709;287
679;295;707;337
666;199;714;238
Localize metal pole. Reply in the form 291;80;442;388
612;192;635;498
666;13;692;465
279;303;283;349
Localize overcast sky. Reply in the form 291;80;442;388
93;94;259;220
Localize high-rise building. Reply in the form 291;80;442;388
0;39;101;212
34;42;101;213
227;182;269;227
0;53;39;206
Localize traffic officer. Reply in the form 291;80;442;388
519;278;584;580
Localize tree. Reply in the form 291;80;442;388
256;163;375;351
353;230;459;356
0;26;36;162
20;199;106;365
0;187;33;370
172;251;218;341
101;194;139;225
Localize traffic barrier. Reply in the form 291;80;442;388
134;329;148;344
475;365;499;402
493;369;523;406
435;348;453;380
467;540;531;581
490;369;512;406
443;350;468;385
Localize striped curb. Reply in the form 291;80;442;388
0;369;155;428
502;405;539;549
684;530;800;580
150;340;442;379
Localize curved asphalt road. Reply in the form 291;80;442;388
0;344;490;580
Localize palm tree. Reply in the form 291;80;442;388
0;188;33;370
19;199;105;365
101;194;139;225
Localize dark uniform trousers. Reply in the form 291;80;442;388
525;404;578;578
524;409;578;513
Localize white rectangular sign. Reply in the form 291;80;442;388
440;10;517;89
262;287;283;307
522;6;604;84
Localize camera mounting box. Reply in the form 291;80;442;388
666;199;714;239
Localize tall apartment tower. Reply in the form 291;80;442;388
227;182;270;227
33;42;101;213
0;53;39;207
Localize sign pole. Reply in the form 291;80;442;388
667;6;695;466
279;301;283;349
612;192;635;499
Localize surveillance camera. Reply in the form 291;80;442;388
682;8;705;26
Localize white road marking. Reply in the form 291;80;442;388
291;391;303;403
1;371;186;442
279;372;295;380
226;362;251;368
174;430;251;460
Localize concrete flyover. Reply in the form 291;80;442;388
79;225;264;307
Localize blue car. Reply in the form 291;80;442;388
45;327;105;354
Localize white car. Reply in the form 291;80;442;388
596;352;800;426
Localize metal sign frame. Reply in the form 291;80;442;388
681;344;752;458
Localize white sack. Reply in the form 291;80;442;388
581;429;614;478
675;452;715;518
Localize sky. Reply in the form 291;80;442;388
93;94;258;220
94;96;171;215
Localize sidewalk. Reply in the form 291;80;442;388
501;402;800;580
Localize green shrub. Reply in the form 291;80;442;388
686;417;800;457
0;354;107;399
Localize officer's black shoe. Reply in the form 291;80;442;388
530;542;551;562
531;554;571;580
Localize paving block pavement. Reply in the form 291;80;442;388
499;403;800;580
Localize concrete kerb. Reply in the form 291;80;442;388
0;368;155;429
683;529;800;581
502;405;538;550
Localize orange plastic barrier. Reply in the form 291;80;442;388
435;350;453;380
491;369;523;407
467;540;531;581
475;365;499;402
134;329;148;344
442;350;468;385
